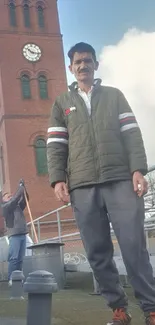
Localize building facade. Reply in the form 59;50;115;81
0;0;68;230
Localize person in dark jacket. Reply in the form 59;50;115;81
47;42;155;325
1;180;28;285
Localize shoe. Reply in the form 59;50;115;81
8;279;12;287
107;309;132;325
145;312;155;325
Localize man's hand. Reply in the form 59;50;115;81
54;182;70;204
132;171;148;197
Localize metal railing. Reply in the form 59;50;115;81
27;203;71;242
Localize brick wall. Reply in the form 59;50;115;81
0;0;72;224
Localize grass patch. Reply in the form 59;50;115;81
0;282;146;324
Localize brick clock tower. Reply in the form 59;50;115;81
0;0;68;226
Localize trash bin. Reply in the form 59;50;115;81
23;241;65;289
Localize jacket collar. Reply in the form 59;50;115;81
68;78;102;91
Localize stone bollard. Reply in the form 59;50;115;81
10;270;25;300
24;270;58;325
89;274;101;296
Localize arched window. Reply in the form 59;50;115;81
37;6;44;28
34;138;48;175
38;75;48;99
9;2;17;27
21;74;31;99
23;4;31;27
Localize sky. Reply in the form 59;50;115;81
58;0;155;167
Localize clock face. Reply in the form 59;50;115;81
23;43;42;62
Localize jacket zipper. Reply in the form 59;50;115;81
70;91;99;181
90;89;100;181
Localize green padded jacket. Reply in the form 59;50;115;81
47;79;148;191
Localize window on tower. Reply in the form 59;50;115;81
38;75;48;99
9;2;17;27
23;4;31;28
34;138;48;175
21;74;31;99
37;5;45;28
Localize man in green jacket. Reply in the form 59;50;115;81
47;42;155;325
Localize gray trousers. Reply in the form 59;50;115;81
70;180;155;312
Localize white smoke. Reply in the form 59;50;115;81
98;28;155;167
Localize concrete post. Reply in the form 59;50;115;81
92;274;101;295
10;270;25;300
24;270;58;325
89;273;101;296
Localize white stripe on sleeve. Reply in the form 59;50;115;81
47;138;68;145
119;112;135;120
47;127;68;133
120;123;138;132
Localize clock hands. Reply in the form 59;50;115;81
28;49;37;55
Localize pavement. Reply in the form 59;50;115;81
0;317;61;325
0;273;146;325
0;318;26;325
